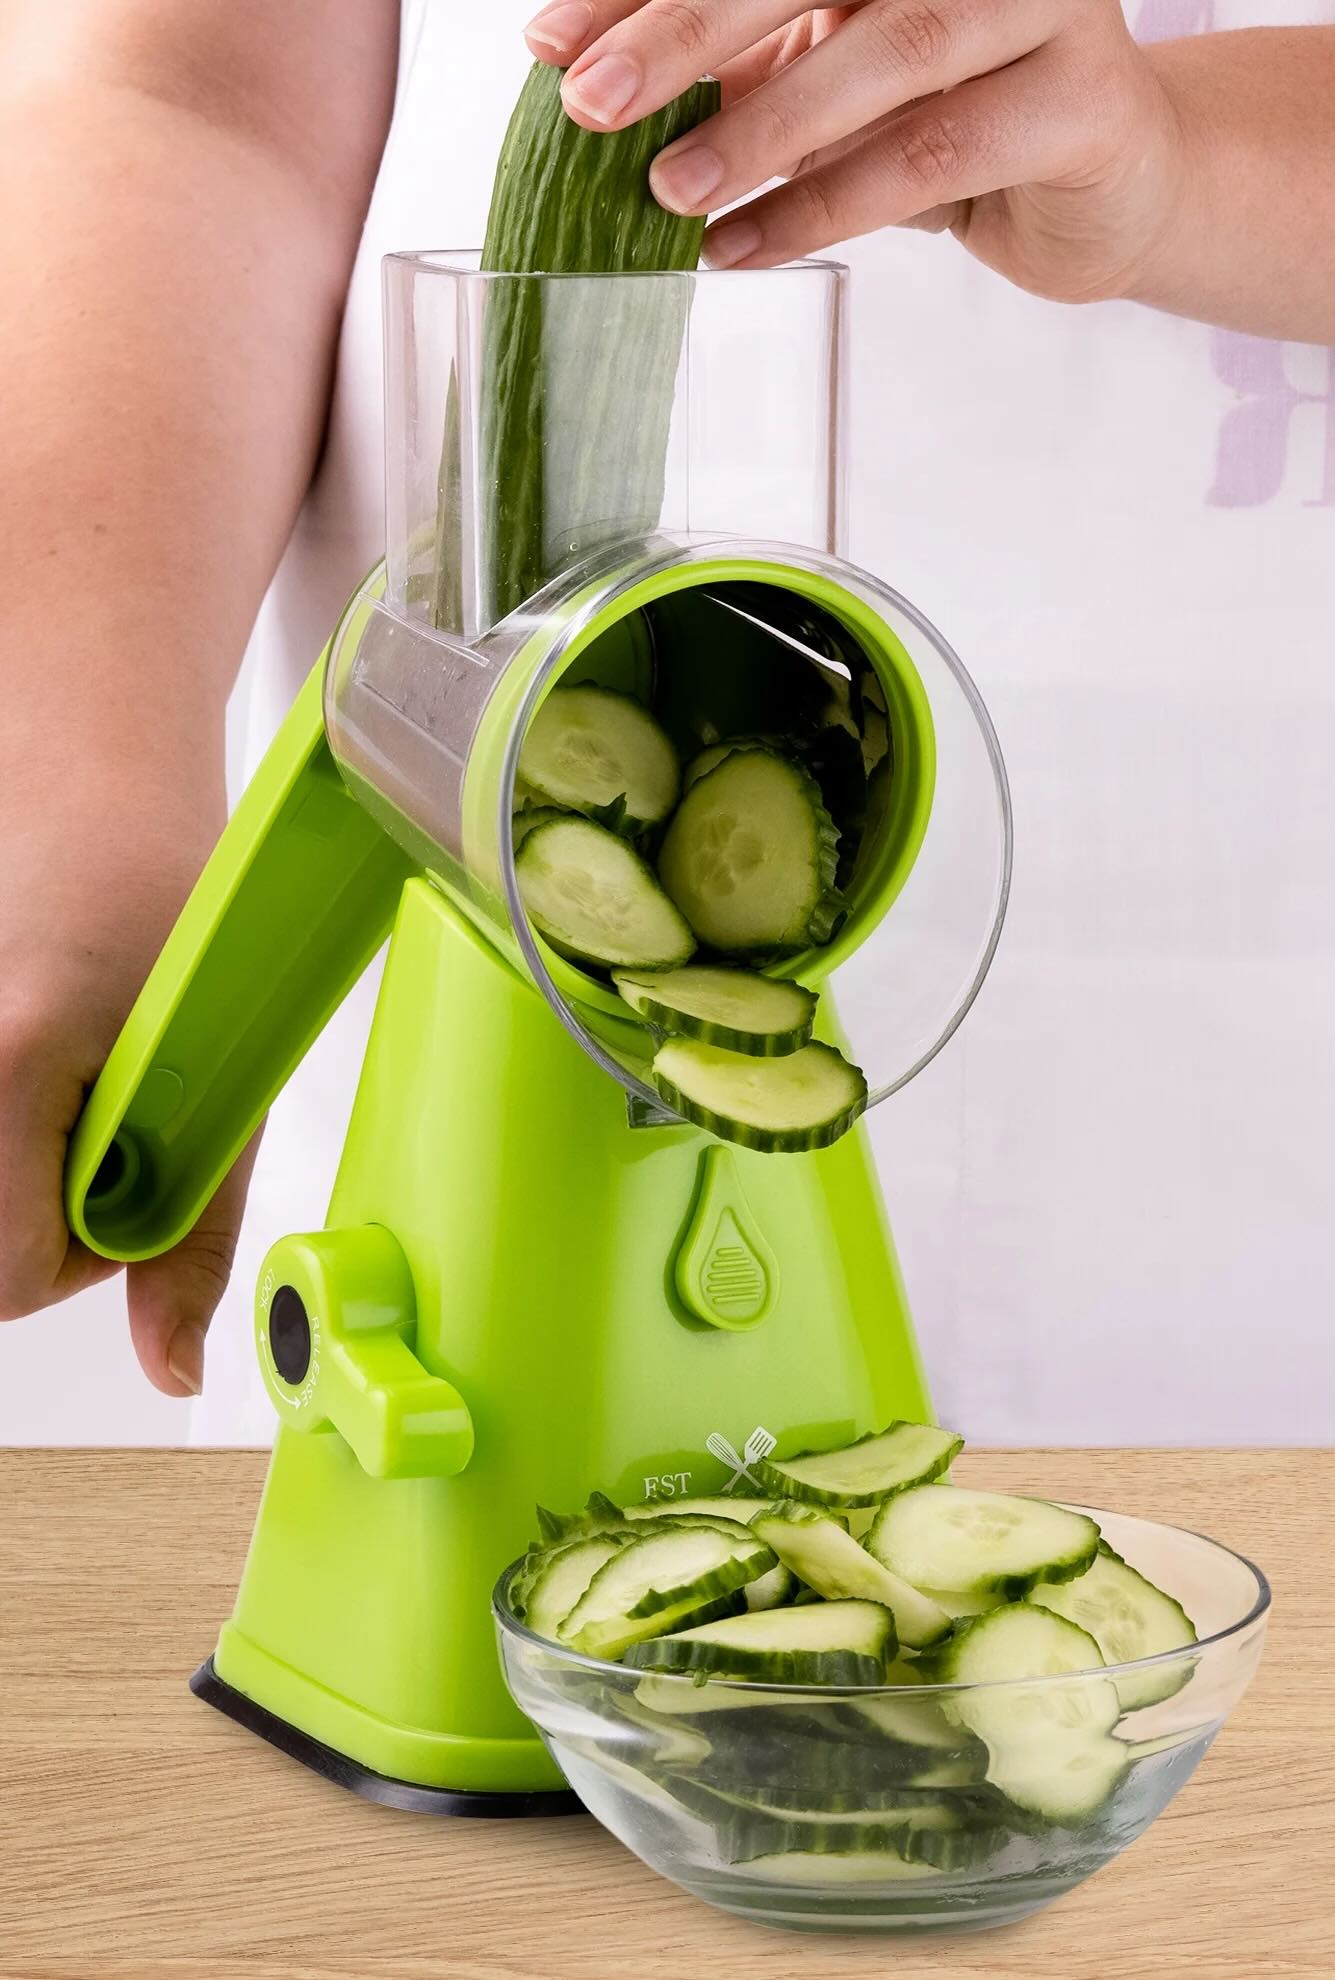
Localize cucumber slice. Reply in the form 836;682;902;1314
933;1603;1130;1824
755;1421;964;1509
612;966;817;1058
682;741;740;790
606;1692;714;1769
511;804;568;850
635;1515;772;1545
515;1510;753;1622
519;685;680;830
867;1486;1100;1599
714;1784;965;1831
900;1752;992;1790
623;1599;896;1685
729;1848;944;1885
657;748;843;953
680;735;796;794
714;1786;1001;1878
701;1707;958;1797
729;1822;999;1877
558;1525;775;1660
750;1505;950;1650
516;815;695;970
652;1038;867;1154
843;1670;972;1756
517;1532;630;1642
1118;1729;1190;1762
1030;1543;1198;1712
985;1721;1130;1827
531;1494;763;1550
532;1490;625;1545
745;1561;798;1611
611;1513;768;1542
919;1586;1006;1621
584;1752;718;1829
632;1673;784;1717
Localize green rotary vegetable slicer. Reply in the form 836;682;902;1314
65;254;1011;1815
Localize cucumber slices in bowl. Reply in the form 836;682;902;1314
504;1417;1202;1850
514;1530;631;1644
750;1504;950;1651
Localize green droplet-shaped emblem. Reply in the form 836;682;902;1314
674;1146;779;1329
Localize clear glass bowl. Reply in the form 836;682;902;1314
494;1505;1269;1935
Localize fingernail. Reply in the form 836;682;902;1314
562;53;640;124
702;219;763;270
651;143;725;215
524;2;592;56
167;1323;205;1397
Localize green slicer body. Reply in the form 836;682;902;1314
66;255;1011;1814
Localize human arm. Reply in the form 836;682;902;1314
0;0;397;1393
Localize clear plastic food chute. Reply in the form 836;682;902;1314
328;252;1011;1113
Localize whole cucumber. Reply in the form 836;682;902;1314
433;62;721;633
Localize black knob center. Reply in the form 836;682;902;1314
269;1285;312;1386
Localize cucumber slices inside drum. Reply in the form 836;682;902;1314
506;561;1012;1153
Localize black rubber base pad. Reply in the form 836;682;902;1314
189;1657;583;1819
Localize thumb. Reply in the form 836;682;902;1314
125;1132;262;1398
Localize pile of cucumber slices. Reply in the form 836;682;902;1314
514;684;868;1153
507;1420;1200;1869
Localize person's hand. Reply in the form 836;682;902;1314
0;776;257;1399
523;1;1186;307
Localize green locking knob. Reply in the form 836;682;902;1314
255;1227;474;1480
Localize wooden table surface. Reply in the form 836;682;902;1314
0;1448;1328;1980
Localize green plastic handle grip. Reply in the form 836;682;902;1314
64;657;411;1263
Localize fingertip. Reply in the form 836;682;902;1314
557;93;615;133
127;1268;214;1398
124;1132;258;1400
525;3;594;64
651;141;725;217
128;1299;202;1398
561;52;641;129
166;1322;206;1397
702;218;765;270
